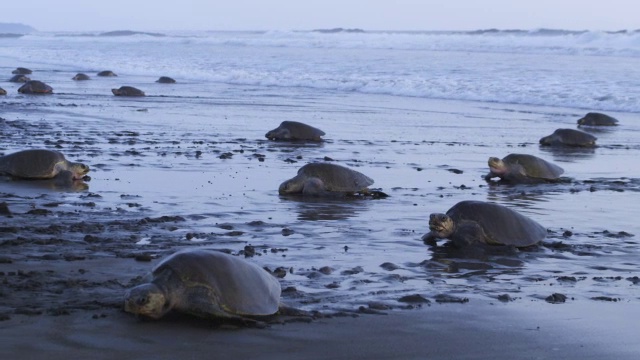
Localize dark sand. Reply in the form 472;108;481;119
2;301;639;359
1;75;639;358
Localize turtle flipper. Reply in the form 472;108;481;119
451;222;486;248
421;232;439;246
302;177;333;197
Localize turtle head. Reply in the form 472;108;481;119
68;162;90;179
265;127;290;140
539;134;553;145
279;177;303;195
123;283;171;319
428;213;455;238
58;160;90;180
487;157;507;175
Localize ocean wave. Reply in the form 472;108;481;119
15;29;640;57
3;29;639;113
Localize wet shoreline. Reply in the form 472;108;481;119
1;86;639;357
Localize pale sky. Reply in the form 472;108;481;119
1;0;638;32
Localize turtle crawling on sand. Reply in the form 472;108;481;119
422;200;546;248
485;153;564;183
97;70;117;77
156;76;176;84
539;128;597;147
9;74;30;83
0;149;89;180
124;249;282;321
266;121;326;141
112;86;145;96
279;162;374;197
12;67;32;75
577;112;618;126
72;73;90;81
17;80;53;94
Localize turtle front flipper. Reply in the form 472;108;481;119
421;232;439;246
451;222;487;248
484;172;496;181
302;177;333;197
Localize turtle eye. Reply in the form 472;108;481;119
136;296;149;306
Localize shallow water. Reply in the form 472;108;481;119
1;81;638;313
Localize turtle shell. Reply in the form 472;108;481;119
72;73;90;81
156;76;176;84
539;128;597;147
296;162;373;192
501;153;564;180
0;149;67;179
447;200;546;247
265;121;325;141
12;67;32;75
112;86;145;96
18;80;53;94
97;70;117;77
153;249;280;316
9;74;30;83
577;112;618;126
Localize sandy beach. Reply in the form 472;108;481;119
2;301;639;359
1;63;639;358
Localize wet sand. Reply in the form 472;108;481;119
2;302;639;359
1;76;639;358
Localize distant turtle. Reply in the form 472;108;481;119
97;70;117;77
12;67;32;75
17;80;53;94
279;162;374;196
266;121;326;142
577;112;619;126
422;200;546;248
156;76;176;84
123;249;281;320
9;74;30;83
112;86;145;96
539;128;597;147
485;153;564;183
72;73;90;81
0;149;89;180
0;87;6;95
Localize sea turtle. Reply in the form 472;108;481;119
123;249;281;321
97;70;117;77
279;162;374;196
112;86;145;96
72;73;90;81
539;128;597;147
577;112;619;126
265;121;326;142
422;200;547;248
0;87;6;95
0;149;89;180
485;153;564;183
12;67;32;75
17;80;53;94
156;76;176;84
9;74;30;83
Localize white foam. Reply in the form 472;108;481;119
4;30;640;112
